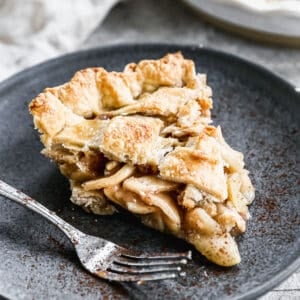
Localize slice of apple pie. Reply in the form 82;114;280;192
29;53;254;266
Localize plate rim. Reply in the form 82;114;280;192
181;0;300;47
0;43;299;300
0;44;299;96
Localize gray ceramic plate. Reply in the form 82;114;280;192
0;45;299;300
182;0;300;47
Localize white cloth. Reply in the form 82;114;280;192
0;0;119;81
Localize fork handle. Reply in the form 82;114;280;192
0;180;82;243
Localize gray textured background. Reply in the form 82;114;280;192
82;0;300;299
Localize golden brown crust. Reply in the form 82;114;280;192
29;52;255;267
100;116;162;164
135;52;195;90
46;68;106;118
29;92;82;138
98;72;136;109
159;147;228;200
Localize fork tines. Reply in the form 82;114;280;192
98;250;192;282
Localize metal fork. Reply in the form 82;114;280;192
0;180;191;282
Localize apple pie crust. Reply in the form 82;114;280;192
29;53;255;266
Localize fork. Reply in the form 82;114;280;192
0;180;191;282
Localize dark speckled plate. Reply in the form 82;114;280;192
0;45;299;300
